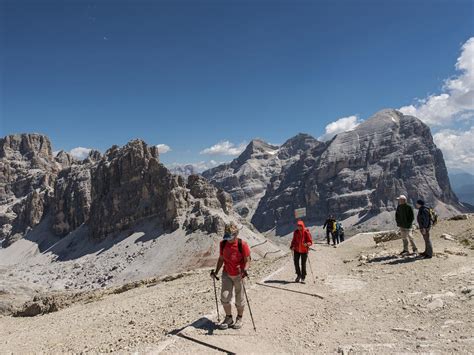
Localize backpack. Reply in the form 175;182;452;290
331;221;337;232
336;222;343;232
428;207;438;226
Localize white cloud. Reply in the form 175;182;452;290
200;141;247;156
156;144;171;154
70;147;92;160
399;37;474;126
433;127;474;173
318;115;362;141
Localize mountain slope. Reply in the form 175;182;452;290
202;134;322;220
0;134;283;313
252;109;465;233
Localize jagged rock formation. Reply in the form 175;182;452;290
88;140;187;238
52;164;93;236
0;134;59;247
0;134;243;247
203;134;321;219
251;109;464;232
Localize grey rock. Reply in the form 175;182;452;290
88;139;189;239
251;109;465;232
203;134;321;220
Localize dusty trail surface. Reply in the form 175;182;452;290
0;218;473;353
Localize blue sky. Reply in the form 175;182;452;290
1;0;473;171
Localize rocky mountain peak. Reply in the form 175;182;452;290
252;109;465;232
0;133;53;161
104;139;159;163
234;139;279;165
278;133;322;159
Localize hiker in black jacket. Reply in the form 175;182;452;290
323;215;336;245
416;199;432;259
395;195;418;256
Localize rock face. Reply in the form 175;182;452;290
203;134;321;220
0;134;60;247
52;165;93;236
88;140;188;239
251;109;464;232
1;134;240;247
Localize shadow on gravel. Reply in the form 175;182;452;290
264;280;294;285
386;257;419;265
168;317;216;336
167;317;236;354
367;255;399;263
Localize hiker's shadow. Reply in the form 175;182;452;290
168;317;217;336
367;255;399;263
386;257;419;265
264;280;294;285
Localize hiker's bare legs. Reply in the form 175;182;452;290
223;303;232;316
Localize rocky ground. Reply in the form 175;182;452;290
0;216;472;353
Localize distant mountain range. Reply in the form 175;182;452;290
204;109;468;234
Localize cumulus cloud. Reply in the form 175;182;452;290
200;141;247;156
318;115;362;141
399;37;474;126
433;127;474;173
70;147;92;160
156;144;171;154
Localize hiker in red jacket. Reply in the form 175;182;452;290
210;222;251;330
290;220;313;283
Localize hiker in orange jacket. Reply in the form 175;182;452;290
290;220;313;283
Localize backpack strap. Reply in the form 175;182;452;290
221;239;242;254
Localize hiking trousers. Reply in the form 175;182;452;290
400;227;417;252
332;231;339;245
420;228;433;257
293;251;308;279
221;272;245;308
326;229;331;244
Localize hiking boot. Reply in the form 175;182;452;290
399;251;409;257
421;254;432;259
295;276;301;283
218;315;234;330
300;277;306;284
412;249;418;256
232;316;243;329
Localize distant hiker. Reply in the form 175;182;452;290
416;199;433;259
323;215;336;245
336;222;345;242
210;222;251;330
290;220;313;283
395;195;418;256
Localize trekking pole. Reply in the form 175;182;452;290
307;251;316;284
241;275;257;332
211;271;220;322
